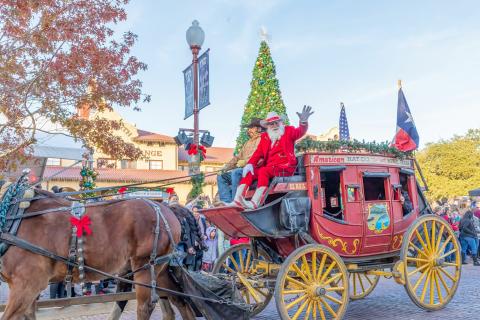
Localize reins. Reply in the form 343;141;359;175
0;232;247;308
13;169;223;204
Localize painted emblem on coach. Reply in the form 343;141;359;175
367;203;390;233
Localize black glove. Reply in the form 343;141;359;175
297;105;314;123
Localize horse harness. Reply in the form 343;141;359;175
62;198;177;301
0;172;32;258
0;174;178;304
0;178;252;312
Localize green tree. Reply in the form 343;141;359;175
234;41;289;153
416;130;480;201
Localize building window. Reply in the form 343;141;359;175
47;158;61;166
178;165;187;171
97;158;117;169
149;160;163;170
120;160;137;169
205;166;216;172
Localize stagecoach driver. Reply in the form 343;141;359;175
230;106;313;209
217;118;263;204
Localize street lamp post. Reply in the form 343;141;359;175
186;20;205;174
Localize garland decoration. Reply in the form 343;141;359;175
295;137;412;159
188;172;205;202
79;166;97;198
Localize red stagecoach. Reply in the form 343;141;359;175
202;151;461;320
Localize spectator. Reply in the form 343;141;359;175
400;190;413;216
168;193;180;206
202;226;218;272
192;205;208;240
473;201;480;219
459;210;480;266
49;282;66;299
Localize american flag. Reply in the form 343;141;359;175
339;102;350;140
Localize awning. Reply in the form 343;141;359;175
362;171;390;178
32;145;86;161
319;165;346;172
469;188;480;197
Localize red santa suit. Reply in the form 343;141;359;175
240;123;308;188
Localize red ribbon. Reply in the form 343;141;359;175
198;145;207;157
188;144;206;158
118;186;128;194
188;144;198;155
70;215;92;237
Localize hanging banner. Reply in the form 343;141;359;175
183;63;194;119
198;49;210;110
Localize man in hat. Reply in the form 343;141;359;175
217;117;263;203
231;106;314;209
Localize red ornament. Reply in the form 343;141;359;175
166;187;175;195
70;215;92;237
118;186;128;194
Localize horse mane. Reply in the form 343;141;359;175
34;188;71;205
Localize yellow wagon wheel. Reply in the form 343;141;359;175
212;243;272;316
401;214;461;311
275;244;349;320
348;272;380;300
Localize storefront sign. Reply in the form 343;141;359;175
309;154;412;168
144;150;163;158
126;191;166;199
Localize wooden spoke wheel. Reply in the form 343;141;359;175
275;244;349;320
348;272;380;300
401;215;461;311
212;243;272;316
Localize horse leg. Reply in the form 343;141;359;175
134;271;156;320
158;297;175;320
24;299;37;320
2;280;44;320
107;281;133;320
169;296;196;320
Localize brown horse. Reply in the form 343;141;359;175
0;190;195;320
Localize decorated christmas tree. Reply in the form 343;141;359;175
234;41;289;153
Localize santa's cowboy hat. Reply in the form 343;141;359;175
260;111;287;128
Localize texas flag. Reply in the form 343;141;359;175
392;87;419;152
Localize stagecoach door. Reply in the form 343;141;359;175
360;169;393;253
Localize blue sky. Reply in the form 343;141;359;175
112;0;480;149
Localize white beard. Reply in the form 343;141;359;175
267;124;285;146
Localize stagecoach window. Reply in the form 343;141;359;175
392;184;402;201
347;185;360;202
320;171;343;219
363;177;387;201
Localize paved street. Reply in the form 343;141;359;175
14;264;476;319
158;264;480;320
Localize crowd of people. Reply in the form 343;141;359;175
435;201;480;266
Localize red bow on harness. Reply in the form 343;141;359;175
70;215;92;237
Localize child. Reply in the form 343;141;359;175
202;226;218;272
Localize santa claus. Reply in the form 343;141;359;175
230;105;313;209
